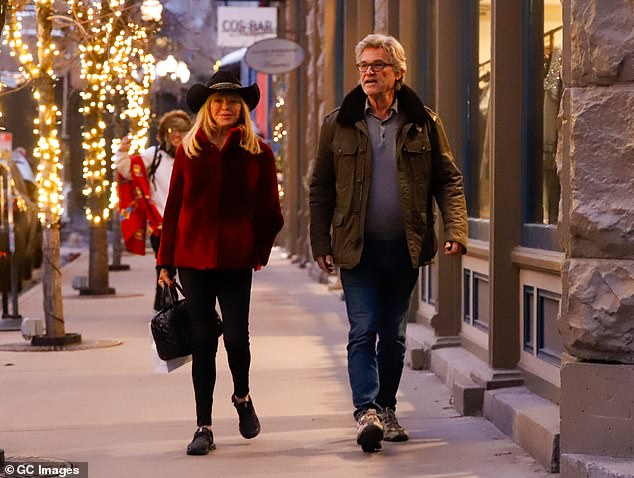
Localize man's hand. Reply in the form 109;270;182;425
158;268;174;288
315;255;334;274
443;241;465;255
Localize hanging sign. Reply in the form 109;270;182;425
245;38;305;74
217;6;277;47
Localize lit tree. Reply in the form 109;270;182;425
107;1;157;268
5;0;71;342
68;0;158;291
68;0;118;294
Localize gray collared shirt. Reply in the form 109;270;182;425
364;98;406;239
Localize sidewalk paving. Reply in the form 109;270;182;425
0;249;556;478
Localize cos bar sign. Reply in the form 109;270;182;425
217;6;277;48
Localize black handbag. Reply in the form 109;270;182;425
150;282;222;361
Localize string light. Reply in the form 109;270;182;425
70;0;120;224
271;85;287;200
272;96;287;143
5;1;158;225
67;0;157;223
4;1;64;227
107;13;156;210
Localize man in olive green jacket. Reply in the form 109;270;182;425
309;34;467;453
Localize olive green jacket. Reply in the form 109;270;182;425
309;84;468;269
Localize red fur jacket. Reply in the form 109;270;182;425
157;128;283;270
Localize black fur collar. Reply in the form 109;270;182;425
336;84;429;127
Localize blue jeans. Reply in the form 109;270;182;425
340;238;419;420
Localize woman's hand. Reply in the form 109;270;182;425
119;135;131;154
158;268;174;288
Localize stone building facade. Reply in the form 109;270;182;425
558;0;634;474
275;0;634;475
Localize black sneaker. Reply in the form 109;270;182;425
232;395;261;439
186;426;216;455
356;408;384;452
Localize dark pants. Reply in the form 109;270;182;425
340;238;418;420
178;268;253;427
150;234;162;311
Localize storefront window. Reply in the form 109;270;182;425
474;0;491;220
540;2;563;225
523;1;563;237
463;0;491;220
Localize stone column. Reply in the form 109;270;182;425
282;0;301;258
428;0;464;348
374;0;398;35
558;0;634;473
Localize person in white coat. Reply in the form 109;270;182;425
115;109;192;310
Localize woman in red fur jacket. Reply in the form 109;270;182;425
157;70;283;456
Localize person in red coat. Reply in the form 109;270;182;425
157;70;283;455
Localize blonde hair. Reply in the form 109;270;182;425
355;34;407;90
182;93;262;158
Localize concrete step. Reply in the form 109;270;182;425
561;454;634;478
484;386;560;473
406;323;561;473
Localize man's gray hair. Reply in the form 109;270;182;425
355;34;407;89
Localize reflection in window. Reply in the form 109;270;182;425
525;2;563;227
540;4;563;225
476;0;491;219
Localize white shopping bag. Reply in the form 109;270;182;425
149;324;191;373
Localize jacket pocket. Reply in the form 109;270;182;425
420;211;437;264
403;138;431;154
403;137;432;206
332;211;345;228
333;144;358;176
331;211;345;258
332;144;358;212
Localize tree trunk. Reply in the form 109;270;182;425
34;1;66;336
109;105;127;270
42;225;64;337
110;209;125;268
87;221;113;294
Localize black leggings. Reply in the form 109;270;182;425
151;235;162;311
178;268;253;427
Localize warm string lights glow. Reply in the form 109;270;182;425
70;0;123;225
112;24;154;155
69;0;157;224
4;0;158;225
4;3;39;79
4;1;64;227
271;86;287;200
107;20;156;211
272;95;287;143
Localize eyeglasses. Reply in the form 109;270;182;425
355;61;393;73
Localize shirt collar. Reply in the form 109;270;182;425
364;97;399;119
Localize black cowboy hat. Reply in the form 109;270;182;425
186;70;260;113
